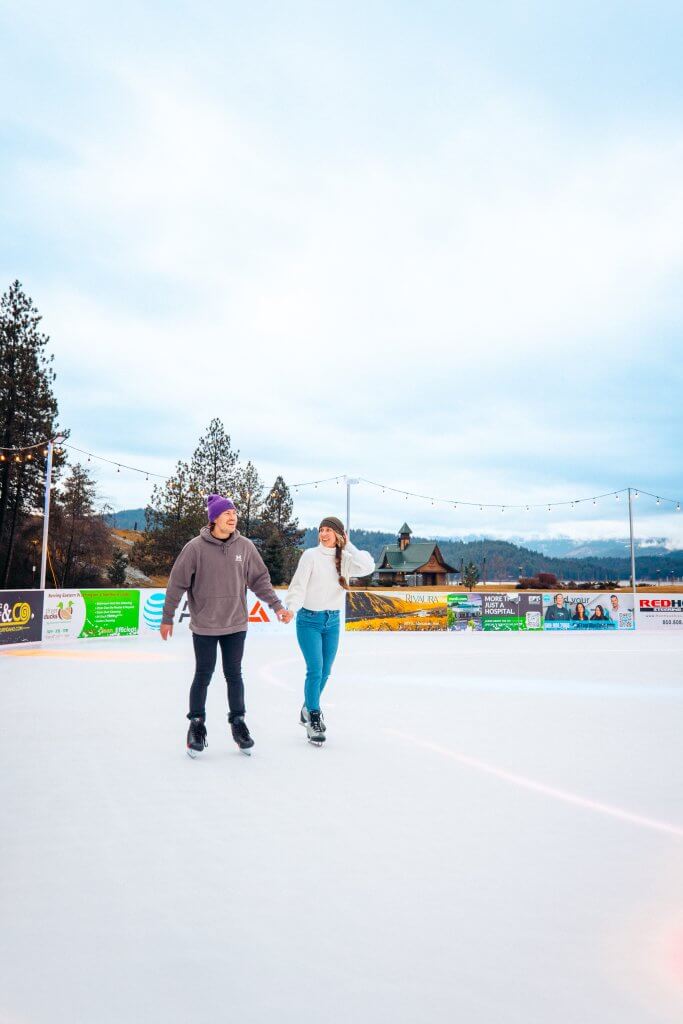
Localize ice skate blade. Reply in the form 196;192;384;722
307;738;325;747
239;748;253;756
186;747;204;759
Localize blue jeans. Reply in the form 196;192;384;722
296;609;340;712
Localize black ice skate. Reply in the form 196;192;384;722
300;704;325;731
186;717;207;759
306;710;326;746
231;716;254;754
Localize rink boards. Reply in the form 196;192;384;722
1;587;683;645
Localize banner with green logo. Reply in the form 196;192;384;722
43;589;140;640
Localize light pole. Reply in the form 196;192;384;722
39;435;64;589
346;477;359;534
627;486;637;614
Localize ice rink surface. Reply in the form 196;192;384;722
2;628;683;1024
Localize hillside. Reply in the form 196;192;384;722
113;514;683;584
301;527;683;582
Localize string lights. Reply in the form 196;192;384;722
290;474;683;512
1;442;681;513
0;440;167;482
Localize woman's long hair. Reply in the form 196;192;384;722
333;531;348;590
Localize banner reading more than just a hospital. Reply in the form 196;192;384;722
447;593;545;631
0;590;44;645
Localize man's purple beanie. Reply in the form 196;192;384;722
207;494;236;522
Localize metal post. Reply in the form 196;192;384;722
39;440;54;589
628;486;637;617
346;477;359;534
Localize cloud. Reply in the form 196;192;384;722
2;8;683;531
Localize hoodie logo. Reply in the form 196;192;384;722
235;554;243;562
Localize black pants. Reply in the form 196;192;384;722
188;632;247;721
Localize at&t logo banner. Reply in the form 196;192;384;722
139;589;289;633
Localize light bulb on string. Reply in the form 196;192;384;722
656;497;661;505
677;503;681;512
616;493;620;501
634;490;639;498
500;506;505;513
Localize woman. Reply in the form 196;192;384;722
590;604;607;621
285;516;375;745
572;601;589;622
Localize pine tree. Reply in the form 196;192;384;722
258;476;304;583
190;418;240;499
462;561;480;589
131;460;205;575
50;463;113;587
108;549;128;586
233;460;264;539
0;281;65;585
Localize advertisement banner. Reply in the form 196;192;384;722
636;594;683;631
138;588;289;634
447;593;483;631
346;590;447;631
345;590;641;632
480;592;544;631
43;590;140;640
542;592;634;630
0;590;44;645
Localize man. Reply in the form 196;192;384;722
160;493;293;756
544;592;572;622
608;592;633;629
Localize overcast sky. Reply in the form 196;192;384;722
2;1;683;543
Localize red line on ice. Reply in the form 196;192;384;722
386;728;683;839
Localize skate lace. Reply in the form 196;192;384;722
310;713;323;733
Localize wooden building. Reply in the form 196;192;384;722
373;523;458;587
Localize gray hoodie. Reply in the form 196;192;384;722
162;527;284;635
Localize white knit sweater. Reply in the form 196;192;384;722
285;541;375;612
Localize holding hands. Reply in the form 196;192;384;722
277;608;294;624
